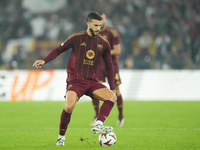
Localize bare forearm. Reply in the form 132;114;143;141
111;44;121;55
111;49;120;55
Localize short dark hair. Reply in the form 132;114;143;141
87;11;102;22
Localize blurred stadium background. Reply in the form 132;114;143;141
0;0;200;101
1;0;200;70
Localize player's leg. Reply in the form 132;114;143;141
115;85;124;127
56;91;79;146
114;69;124;127
90;99;99;126
90;80;104;127
91;87;117;134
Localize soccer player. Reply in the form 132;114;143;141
32;11;117;146
90;13;124;127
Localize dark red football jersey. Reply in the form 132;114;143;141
96;26;120;75
43;31;115;90
101;26;120;66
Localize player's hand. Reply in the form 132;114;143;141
32;60;45;68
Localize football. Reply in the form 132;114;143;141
98;132;117;147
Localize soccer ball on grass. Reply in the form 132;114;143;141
98;132;117;147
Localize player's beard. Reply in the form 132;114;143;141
89;28;99;37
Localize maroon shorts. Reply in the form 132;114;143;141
96;65;121;86
66;79;107;98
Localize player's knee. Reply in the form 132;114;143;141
110;93;117;103
64;105;75;113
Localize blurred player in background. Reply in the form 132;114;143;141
90;13;124;127
32;11;117;146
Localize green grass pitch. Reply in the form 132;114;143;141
0;101;200;150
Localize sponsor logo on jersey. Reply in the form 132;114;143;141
86;50;95;59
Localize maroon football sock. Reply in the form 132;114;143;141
117;95;123;118
97;100;114;122
59;109;72;135
92;99;99;117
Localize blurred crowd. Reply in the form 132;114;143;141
0;0;200;70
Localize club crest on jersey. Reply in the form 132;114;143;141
86;50;95;59
97;44;103;51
